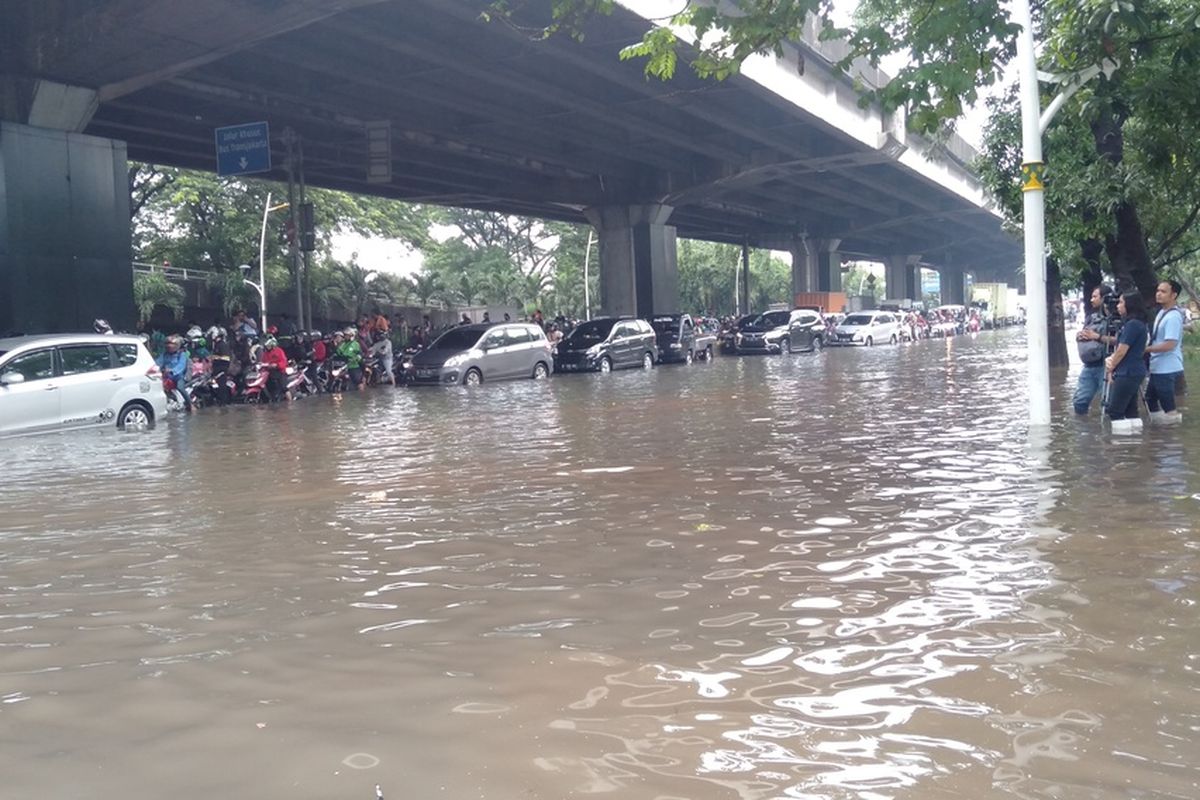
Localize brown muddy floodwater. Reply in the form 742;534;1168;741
2;329;1198;800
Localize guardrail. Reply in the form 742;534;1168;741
132;262;217;282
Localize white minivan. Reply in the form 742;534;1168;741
830;311;903;347
0;334;167;435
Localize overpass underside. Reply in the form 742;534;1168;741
1;0;1018;331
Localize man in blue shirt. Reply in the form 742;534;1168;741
1145;280;1185;425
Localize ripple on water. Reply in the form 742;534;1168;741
1;332;1199;798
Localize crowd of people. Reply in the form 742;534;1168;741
134;307;589;408
1072;279;1190;433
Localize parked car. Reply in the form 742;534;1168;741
829;311;903;346
647;313;699;364
734;310;794;354
410;323;552;386
0;333;166;435
554;316;658;373
785;309;827;352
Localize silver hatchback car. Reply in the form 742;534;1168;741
0;333;167;435
410;323;554;386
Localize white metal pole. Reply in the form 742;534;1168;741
258;191;271;334
583;230;594;321
1014;0;1051;427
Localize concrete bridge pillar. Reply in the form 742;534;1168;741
0;121;133;335
812;239;842;293
788;240;816;298
884;254;921;302
939;267;967;305
584;204;678;317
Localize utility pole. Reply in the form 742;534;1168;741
740;239;751;315
282;127;304;331
298;138;313;332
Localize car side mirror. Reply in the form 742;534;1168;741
0;372;25;385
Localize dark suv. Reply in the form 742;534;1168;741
554;317;658;373
647;313;699;364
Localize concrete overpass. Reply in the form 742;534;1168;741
0;0;1019;332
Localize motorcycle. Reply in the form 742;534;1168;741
322;358;350;394
192;369;238;408
285;360;318;397
162;375;188;412
239;365;271;403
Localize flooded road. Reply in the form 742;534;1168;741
2;330;1198;799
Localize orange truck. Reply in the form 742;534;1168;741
793;291;848;314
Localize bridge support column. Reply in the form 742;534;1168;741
939;267;967;305
0;121;133;335
884;254;920;302
812;240;842;293
788;240;817;299
584;204;677;317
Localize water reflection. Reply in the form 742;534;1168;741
1;330;1197;799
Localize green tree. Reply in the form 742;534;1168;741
131;162;434;319
132;271;185;323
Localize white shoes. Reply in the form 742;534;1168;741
1111;418;1142;435
1148;410;1183;426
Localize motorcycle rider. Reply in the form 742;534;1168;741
369;329;395;386
259;336;291;402
156;334;191;410
335;327;365;390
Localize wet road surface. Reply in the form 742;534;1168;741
2;330;1198;799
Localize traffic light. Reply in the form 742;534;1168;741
299;202;315;252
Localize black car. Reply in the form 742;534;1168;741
785;309;827;352
734;310;793;354
554;317;658;373
647;313;699;364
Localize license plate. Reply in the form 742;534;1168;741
416;369;436;378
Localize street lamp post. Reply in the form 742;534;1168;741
1013;0;1117;428
1014;0;1051;428
247;191;289;334
239;263;265;334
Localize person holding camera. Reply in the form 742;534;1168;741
1145;279;1185;425
1074;285;1116;414
1103;291;1149;434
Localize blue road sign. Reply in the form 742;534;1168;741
215;121;271;176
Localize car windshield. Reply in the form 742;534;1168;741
752;311;790;328
567;320;615;342
736;314;758;327
650;317;680;335
432;328;483;350
843;314;874;326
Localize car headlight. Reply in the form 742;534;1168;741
585;344;602;357
669;342;681;349
764;331;782;342
443;353;469;368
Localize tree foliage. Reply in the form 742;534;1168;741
132;271;185;323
